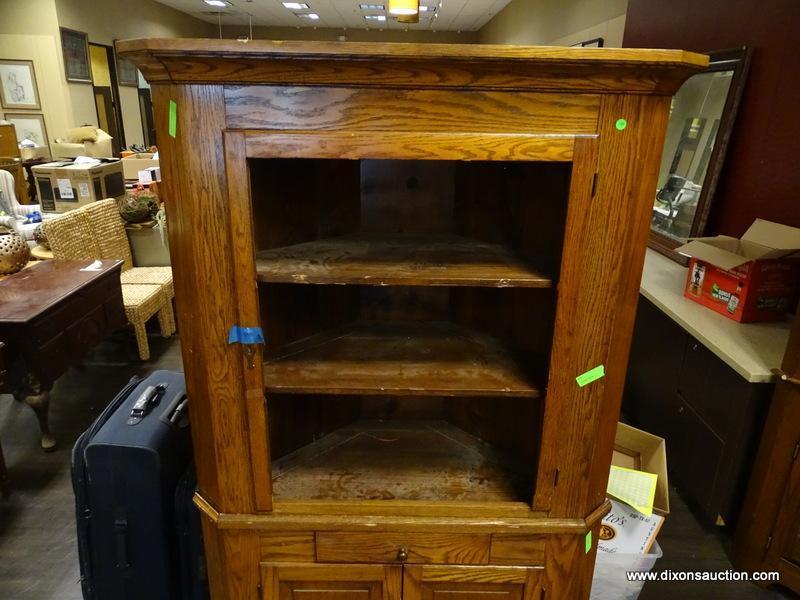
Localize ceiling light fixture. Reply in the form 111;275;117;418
204;0;229;6
388;0;418;16
364;14;386;21
359;3;384;9
397;12;419;23
282;2;309;8
297;12;320;19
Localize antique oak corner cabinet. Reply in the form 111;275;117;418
119;39;706;600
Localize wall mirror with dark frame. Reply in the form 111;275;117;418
649;47;752;263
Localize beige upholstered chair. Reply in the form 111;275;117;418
41;201;175;360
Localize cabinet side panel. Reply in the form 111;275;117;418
152;84;256;512
534;95;671;517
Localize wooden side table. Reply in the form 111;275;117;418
0;259;125;450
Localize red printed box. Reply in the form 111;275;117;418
675;219;800;323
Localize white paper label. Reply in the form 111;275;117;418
57;178;74;199
78;182;90;198
138;169;153;184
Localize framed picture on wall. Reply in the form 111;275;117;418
60;27;92;83
571;38;604;48
116;55;138;87
4;113;49;149
0;60;41;110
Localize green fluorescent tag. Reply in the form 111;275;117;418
615;118;628;131
585;531;592;554
168;100;177;138
576;365;605;387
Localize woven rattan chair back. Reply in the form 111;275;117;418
81;199;134;271
41;210;102;261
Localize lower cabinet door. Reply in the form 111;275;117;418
403;565;542;600
261;563;402;600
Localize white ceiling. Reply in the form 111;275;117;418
154;0;512;32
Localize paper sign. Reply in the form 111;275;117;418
57;178;74;199
599;498;664;555
78;182;90;198
607;465;658;516
576;365;605;387
139;169;153;184
169;100;177;138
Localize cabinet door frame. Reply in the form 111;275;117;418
403;564;543;600
261;562;402;600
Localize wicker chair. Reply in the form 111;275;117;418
80;200;176;334
41;202;175;361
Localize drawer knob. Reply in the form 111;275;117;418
397;547;409;562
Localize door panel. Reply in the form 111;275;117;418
403;565;542;600
261;563;401;600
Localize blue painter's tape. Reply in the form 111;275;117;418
228;326;265;345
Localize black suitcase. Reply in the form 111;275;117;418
72;370;191;600
174;465;210;600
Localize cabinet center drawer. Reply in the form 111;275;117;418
315;532;490;565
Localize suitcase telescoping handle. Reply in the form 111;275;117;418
160;392;189;430
126;383;167;426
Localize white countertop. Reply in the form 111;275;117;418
639;249;791;383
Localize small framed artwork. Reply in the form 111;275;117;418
116;55;138;87
571;38;605;48
0;59;41;110
60;27;92;83
5;113;49;148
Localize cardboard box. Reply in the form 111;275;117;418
121;153;159;181
32;159;125;213
612;422;669;516
675;220;800;322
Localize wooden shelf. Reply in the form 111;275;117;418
272;420;532;503
263;321;540;397
255;234;551;288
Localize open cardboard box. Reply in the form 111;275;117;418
122;152;159;181
612;422;669;517
676;219;800;322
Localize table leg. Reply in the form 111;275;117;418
14;389;55;451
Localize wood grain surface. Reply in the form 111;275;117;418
245;131;576;162
262;321;540;397
533;95;672;518
152;84;257;514
259;532;316;562
271;420;532;503
255;234;552;288
403;565;542;600
315;532;490;565
261;563;402;600
118;39;707;94
224;131;273;512
225;86;599;134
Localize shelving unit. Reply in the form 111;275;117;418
121;38;706;600
263;321;540;397
272;420;532;503
256;234;552;288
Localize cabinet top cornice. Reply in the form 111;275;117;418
118;38;707;94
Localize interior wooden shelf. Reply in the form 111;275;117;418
263;321;541;397
272;420;532;503
255;234;552;288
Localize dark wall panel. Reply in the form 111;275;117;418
624;0;800;236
